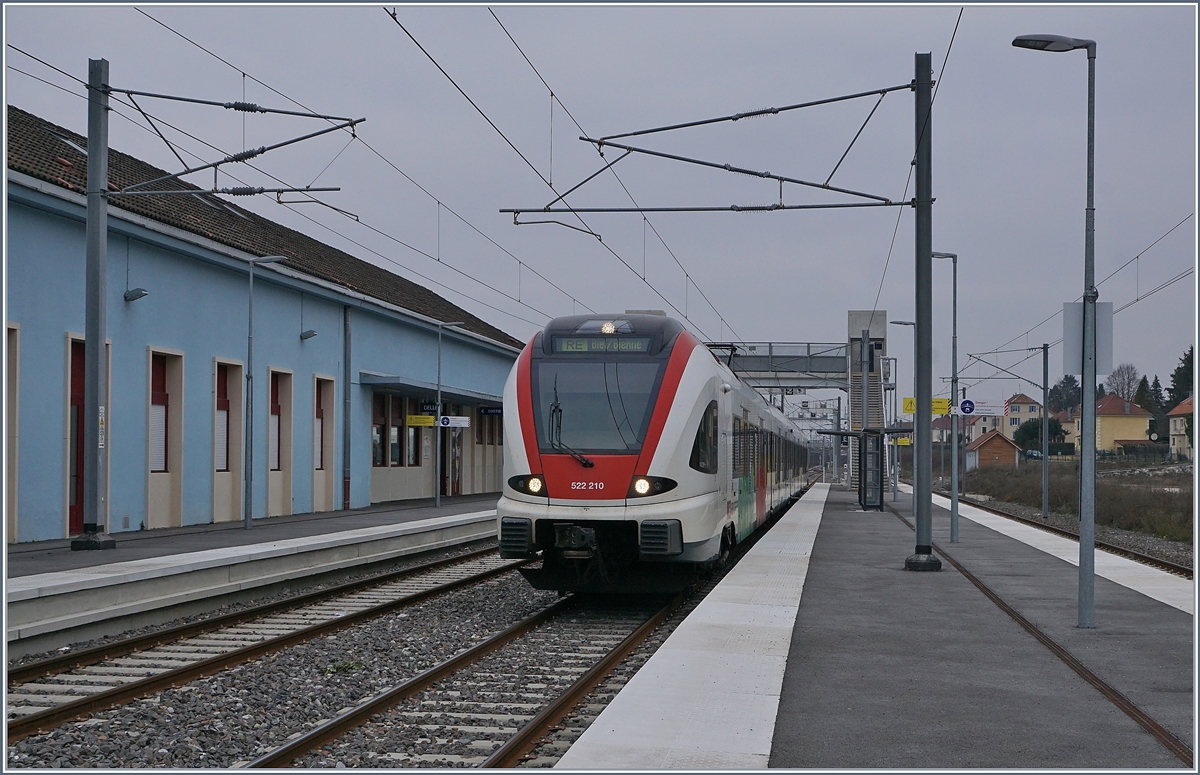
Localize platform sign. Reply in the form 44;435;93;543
955;400;1002;416
439;415;470;428
480;407;503;416
896;437;912;446
420;402;439;413
959;399;976;415
903;397;952;414
407;415;435;427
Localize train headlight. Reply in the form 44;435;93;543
508;475;546;496
627;476;677;498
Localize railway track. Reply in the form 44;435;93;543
6;548;528;741
248;594;680;768
887;503;1193;768
953;494;1193;578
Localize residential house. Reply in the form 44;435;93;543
1168;396;1193;461
1068;395;1153;452
1003;393;1043;440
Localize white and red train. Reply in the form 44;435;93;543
497;313;809;592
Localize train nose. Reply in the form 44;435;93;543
554;525;598;558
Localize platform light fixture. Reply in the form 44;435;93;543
435;320;466;509
300;329;318;340
123;287;148;302
1013;31;1098;629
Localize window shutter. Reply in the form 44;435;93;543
215;409;229;471
150;404;167;472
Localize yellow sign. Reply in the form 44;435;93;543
896;437;912;446
903;397;952;414
406;415;435;427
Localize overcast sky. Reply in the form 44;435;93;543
5;4;1196;411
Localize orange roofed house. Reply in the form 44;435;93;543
1168;396;1193;461
965;429;1021;471
1068;395;1153;452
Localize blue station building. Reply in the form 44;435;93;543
5;105;522;542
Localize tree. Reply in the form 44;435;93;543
1013;417;1064;450
1168;345;1193;409
1133;375;1154;412
1105;362;1140;401
1048;375;1081;413
1149;375;1169;442
1096;383;1106;399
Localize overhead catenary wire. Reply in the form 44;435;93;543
124;10;595;320
6;49;550;329
488;7;745;343
392;9;719;340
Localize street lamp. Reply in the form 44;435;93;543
890;320;916;515
244;255;287;530
435;321;466;509
933;251;960;543
1013;32;1098;629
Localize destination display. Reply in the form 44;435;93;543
553;336;652;354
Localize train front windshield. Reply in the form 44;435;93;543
533;360;665;454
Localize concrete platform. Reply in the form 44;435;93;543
558;484;1193;769
5;495;499;655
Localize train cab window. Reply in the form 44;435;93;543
689;401;719;474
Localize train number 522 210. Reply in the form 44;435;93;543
570;481;604;490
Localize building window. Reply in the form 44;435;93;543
1010;417;1019;427
388;395;403;466
215;364;230;472
150;353;169;472
269;372;282;471
488;414;497;445
372;393;386;467
476;408;485;445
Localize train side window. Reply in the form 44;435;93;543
689;401;718;474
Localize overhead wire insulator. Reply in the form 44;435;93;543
224;101;266;113
223;187;264;196
223;146;267;164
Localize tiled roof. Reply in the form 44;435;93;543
1006;393;1039;406
6;105;523;349
1168;396;1193;416
1094;394;1152;417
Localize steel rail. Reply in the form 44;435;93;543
7;556;529;742
480;592;685;767
887;504;1193;767
246;596;577;768
9;546;500;685
899;480;1191;579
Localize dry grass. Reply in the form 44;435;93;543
962;464;1194;542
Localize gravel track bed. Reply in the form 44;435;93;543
7;539;498;671
944;490;1193;570
300;598;664;768
6;572;557;769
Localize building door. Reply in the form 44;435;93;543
439;404;463;498
68;341;85;534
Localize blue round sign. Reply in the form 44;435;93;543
960;399;975;415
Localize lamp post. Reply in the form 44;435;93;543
933;251;960;542
244;255;287;530
1013;32;1098;629
435;321;465;509
890;320;916;515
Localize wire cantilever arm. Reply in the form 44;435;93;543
543;150;632;210
597;84;912;142
580;138;893;204
502;201;903;215
964;353;1044;390
110;87;356;122
122;117;364;193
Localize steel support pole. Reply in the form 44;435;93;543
74;58;115;550
950;254;959;542
1042;343;1050;520
861;327;870;507
1079;45;1098;628
907;52;940;571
